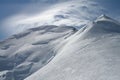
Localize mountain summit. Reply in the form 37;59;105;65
78;15;120;39
94;14;120;33
96;14;112;21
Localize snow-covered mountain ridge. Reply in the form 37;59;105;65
1;15;120;80
25;15;120;80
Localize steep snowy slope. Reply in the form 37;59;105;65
0;25;77;80
25;15;120;80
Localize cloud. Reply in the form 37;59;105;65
1;0;120;40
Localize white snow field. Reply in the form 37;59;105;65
25;15;120;80
0;25;77;80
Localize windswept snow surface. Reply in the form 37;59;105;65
25;15;120;80
0;25;77;80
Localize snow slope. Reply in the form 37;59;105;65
25;15;120;80
0;25;77;80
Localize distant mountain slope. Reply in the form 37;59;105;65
25;15;120;80
0;25;77;80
